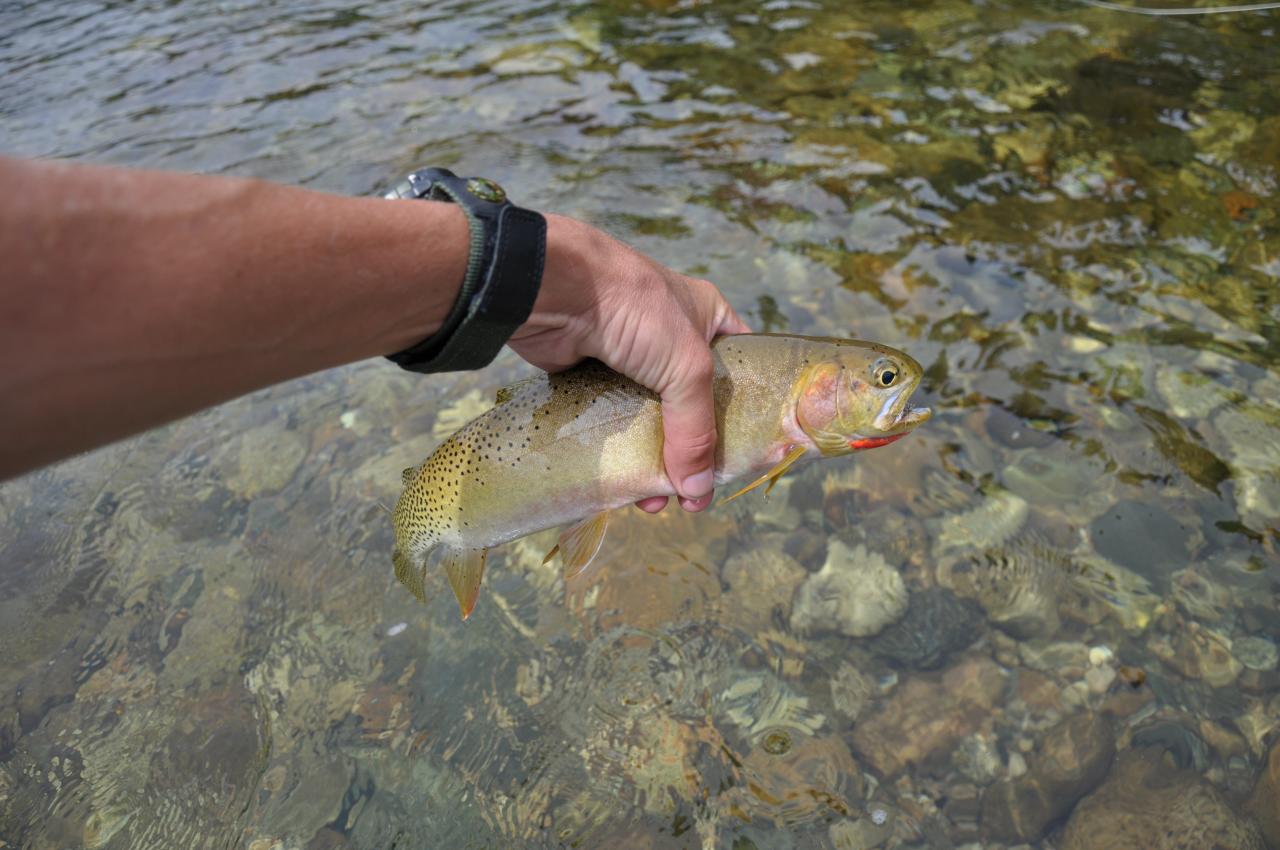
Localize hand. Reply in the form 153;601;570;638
507;213;750;512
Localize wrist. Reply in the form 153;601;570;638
382;168;546;373
523;213;609;334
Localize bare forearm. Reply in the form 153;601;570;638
2;157;750;511
0;157;468;477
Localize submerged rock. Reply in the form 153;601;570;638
932;488;1029;558
1152;625;1243;689
828;807;896;850
1233;636;1279;672
829;662;877;723
1060;747;1266;850
722;544;807;633
985;406;1058;450
954;733;1003;785
851;656;1005;777
1001;445;1105;507
981;712;1114;843
1210;405;1280;530
939;532;1065;639
790;541;908;638
1130;719;1208;772
1065;549;1161;632
1246;737;1280;847
1156;365;1233;420
866;586;982;670
1089;500;1192;589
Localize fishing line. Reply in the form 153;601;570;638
1078;0;1280;15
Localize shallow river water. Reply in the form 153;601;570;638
2;0;1279;848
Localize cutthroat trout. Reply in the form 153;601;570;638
393;334;931;618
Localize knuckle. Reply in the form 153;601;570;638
675;427;717;456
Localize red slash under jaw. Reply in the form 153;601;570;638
847;433;907;451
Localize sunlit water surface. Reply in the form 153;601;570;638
2;0;1278;848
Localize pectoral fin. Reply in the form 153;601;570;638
543;510;611;580
495;376;536;405
721;445;808;505
443;547;488;620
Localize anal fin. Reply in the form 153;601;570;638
543;510;611;580
393;547;428;604
721;445;808;505
443;547;489;620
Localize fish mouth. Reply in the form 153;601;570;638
847;406;931;450
872;391;933;435
895;404;932;431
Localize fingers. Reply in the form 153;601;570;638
657;345;718;512
720;306;752;336
635;496;669;513
512;214;752;514
705;285;752;337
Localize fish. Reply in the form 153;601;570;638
392;333;932;619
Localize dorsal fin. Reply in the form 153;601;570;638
401;465;419;486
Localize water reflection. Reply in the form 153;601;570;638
1;0;1278;847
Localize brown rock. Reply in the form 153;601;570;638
981;712;1114;843
1100;685;1155;718
851;655;1005;777
1153;625;1242;688
1061;748;1267;850
721;546;807;633
1199;719;1248;760
1016;669;1062;712
944;783;982;840
1246;738;1280;846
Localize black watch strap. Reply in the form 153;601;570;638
383;167;546;374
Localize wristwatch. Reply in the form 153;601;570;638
382;167;547;373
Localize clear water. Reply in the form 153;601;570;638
1;0;1278;848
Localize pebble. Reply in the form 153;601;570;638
1067;335;1107;353
830;663;876;722
1088;646;1114;666
1085;665;1116;695
954;733;1003;784
1060;680;1092;709
1007;751;1028;779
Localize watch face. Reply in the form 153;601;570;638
466;177;507;203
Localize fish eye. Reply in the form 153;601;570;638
873;359;899;388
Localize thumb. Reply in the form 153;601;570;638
657;345;718;511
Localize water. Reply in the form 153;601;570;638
2;0;1278;847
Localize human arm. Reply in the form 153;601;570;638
0;156;748;503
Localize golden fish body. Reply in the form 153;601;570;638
393;333;931;617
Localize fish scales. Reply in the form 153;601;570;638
394;334;932;618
